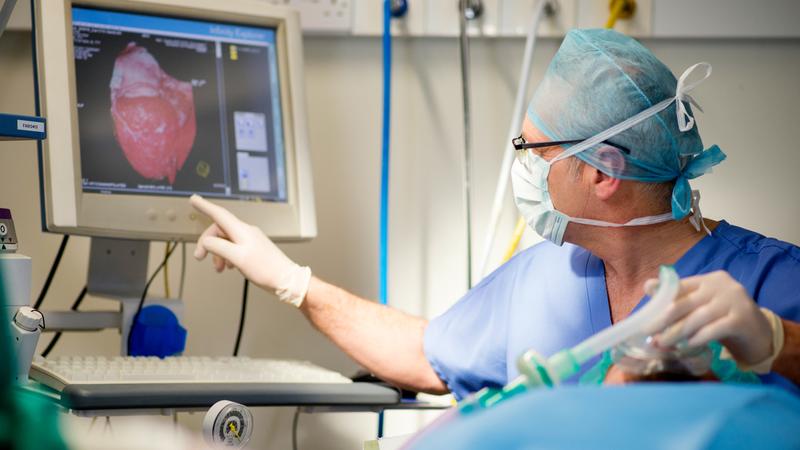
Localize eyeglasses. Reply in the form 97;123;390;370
512;135;631;155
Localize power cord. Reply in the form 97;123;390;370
292;407;300;450
178;242;187;300
126;242;178;355
233;279;249;356
33;234;70;309
40;285;87;357
163;242;174;298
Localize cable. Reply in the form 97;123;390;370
126;242;178;355
377;0;394;438
379;0;392;307
458;0;474;289
291;407;300;450
33;234;70;309
478;0;551;278
40;285;88;357
502;217;527;262
163;242;172;298
178;242;186;300
88;417;98;432
482;0;628;272
233;279;248;356
605;0;627;29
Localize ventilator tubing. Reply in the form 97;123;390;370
518;265;680;386
464;266;680;413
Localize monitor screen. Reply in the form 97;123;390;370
71;6;287;202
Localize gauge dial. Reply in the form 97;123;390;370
203;400;253;448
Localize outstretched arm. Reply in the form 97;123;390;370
190;195;447;394
301;277;447;393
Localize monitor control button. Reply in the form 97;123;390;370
146;209;157;220
0;223;7;236
166;209;177;221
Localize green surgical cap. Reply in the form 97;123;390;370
527;28;725;219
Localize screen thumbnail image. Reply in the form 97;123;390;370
237;152;271;193
234;111;269;152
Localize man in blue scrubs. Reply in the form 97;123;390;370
190;29;800;400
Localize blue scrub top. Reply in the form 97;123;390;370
424;221;800;400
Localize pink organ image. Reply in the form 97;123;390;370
109;43;197;184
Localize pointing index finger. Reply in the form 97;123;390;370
190;194;245;241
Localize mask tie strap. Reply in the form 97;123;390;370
670;144;727;221
688;190;711;235
675;62;712;132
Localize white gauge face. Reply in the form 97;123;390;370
203;401;253;448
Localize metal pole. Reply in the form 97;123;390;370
458;0;474;288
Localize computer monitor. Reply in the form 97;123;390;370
33;0;316;241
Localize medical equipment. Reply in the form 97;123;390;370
380;0;392;307
203;400;254;448
611;335;713;380
25;0;320;359
1;3;47;143
34;0;315;241
478;0;554;278
458;0;475;287
0;112;46;141
402;265;682;449
0;207;18;252
463;265;680;411
581;339;762;385
29;356;352;390
0;209;42;383
605;0;636;29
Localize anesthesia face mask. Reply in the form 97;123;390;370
608;335;714;383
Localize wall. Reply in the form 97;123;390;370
1;29;799;448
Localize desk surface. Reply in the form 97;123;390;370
24;381;401;412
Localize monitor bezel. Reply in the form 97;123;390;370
34;0;316;242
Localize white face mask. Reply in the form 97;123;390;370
511;152;673;246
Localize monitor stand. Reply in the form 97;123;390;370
41;237;184;355
88;237;148;355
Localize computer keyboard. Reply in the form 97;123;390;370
30;356;352;391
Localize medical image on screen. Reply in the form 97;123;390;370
72;7;287;202
110;43;197;184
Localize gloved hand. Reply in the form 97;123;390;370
189;195;312;307
644;270;784;373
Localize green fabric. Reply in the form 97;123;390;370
579;342;761;385
0;390;68;450
2;276;67;449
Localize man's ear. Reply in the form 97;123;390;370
589;146;626;200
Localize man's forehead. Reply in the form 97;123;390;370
521;117;551;142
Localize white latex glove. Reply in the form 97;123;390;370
645;270;784;373
190;194;312;307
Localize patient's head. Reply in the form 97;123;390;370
604;336;717;385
